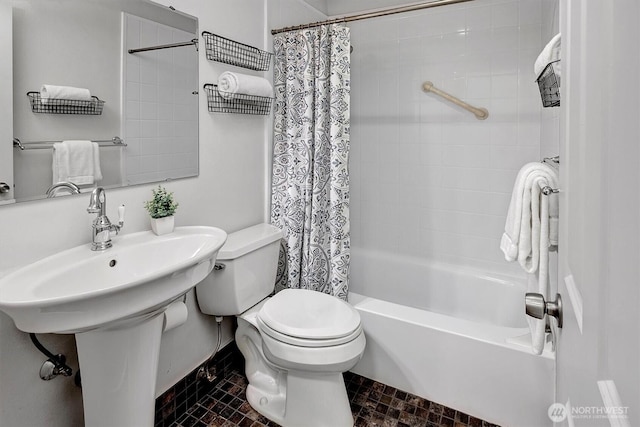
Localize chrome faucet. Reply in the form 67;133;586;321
46;182;81;198
87;187;125;251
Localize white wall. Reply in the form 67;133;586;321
349;0;558;277
0;1;268;426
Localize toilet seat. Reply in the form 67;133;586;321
257;289;361;347
257;318;363;347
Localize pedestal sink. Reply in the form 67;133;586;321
0;226;227;427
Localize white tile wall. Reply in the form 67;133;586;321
350;0;558;274
123;14;198;185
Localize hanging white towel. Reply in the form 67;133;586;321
501;162;558;355
217;71;274;100
500;162;558;267
41;85;92;104
534;33;561;78
52;141;103;186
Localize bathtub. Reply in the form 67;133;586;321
348;248;555;427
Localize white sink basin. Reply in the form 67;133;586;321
0;225;227;427
0;226;227;334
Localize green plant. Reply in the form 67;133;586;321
144;186;179;219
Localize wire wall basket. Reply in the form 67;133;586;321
536;61;560;108
27;92;105;115
202;32;273;71
203;84;273;115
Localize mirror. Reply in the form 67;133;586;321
9;0;198;203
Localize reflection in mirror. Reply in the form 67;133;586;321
10;0;198;203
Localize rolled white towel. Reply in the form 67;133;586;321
217;72;273;100
534;33;561;78
41;84;92;104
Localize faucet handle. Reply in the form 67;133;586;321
117;204;125;227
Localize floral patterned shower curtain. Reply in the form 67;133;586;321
270;24;351;300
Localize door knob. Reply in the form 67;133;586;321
525;293;563;328
0;182;10;194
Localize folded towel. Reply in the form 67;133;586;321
500;162;559;268
534;33;561;79
217;72;273;100
52;141;103;186
41;85;92;104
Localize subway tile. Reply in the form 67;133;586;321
348;0;553;272
491;51;519;75
465;5;492;31
491;26;519;52
140;120;158;139
491;123;519;145
491;74;518;99
467;76;492;99
139;102;158;120
443;145;491;168
126;81;140;101
519;25;543;51
465;28;492;54
441;167;491;192
491;1;518;29
519;0;543;26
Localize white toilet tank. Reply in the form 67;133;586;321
195;223;283;316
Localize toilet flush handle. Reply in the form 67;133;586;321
214;263;226;271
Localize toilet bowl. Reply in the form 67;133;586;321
195;223;365;427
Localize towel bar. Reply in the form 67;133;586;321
13;137;126;151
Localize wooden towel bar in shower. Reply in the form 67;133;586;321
422;81;489;120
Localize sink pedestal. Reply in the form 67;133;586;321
75;313;165;427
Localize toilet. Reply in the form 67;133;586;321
195;223;365;427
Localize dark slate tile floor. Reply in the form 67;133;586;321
172;368;500;427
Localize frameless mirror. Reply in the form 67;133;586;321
9;0;198;203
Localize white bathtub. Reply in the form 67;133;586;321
349;248;555;427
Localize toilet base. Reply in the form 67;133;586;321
247;370;354;427
235;315;356;427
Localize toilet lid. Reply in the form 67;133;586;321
257;289;361;342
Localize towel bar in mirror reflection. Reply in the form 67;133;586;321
4;0;199;205
13;137;127;151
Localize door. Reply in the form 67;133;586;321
0;2;14;205
554;1;639;426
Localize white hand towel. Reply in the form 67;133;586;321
217;72;273;100
52;141;103;186
41;85;92;104
500;162;558;266
534;33;561;78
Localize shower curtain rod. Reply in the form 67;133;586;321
271;0;473;35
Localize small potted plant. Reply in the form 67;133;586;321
144;185;179;235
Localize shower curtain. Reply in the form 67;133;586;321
270;24;351;300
